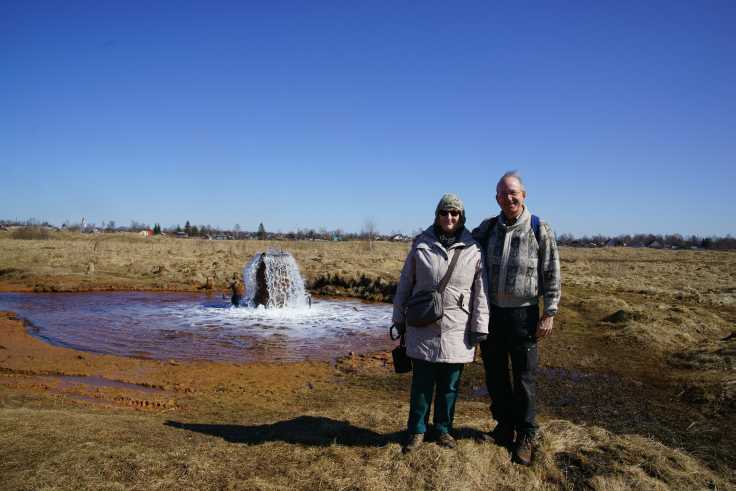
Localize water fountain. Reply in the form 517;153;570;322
243;251;309;308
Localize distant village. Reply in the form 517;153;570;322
1;218;735;250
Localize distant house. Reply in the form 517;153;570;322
214;234;233;240
648;240;664;249
139;229;153;237
175;232;188;238
392;234;410;242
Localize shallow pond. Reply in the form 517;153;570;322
0;292;395;363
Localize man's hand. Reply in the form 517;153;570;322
536;315;554;339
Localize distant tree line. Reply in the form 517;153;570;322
2;217;735;249
556;232;736;250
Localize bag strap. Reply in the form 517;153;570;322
438;247;463;294
389;322;405;341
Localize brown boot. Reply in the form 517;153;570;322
512;433;534;466
402;433;424;454
437;432;457;449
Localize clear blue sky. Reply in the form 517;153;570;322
2;1;734;237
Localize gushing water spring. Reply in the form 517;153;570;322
243;251;308;309
0;250;395;362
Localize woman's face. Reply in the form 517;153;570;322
438;209;461;234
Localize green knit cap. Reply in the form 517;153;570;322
435;193;464;214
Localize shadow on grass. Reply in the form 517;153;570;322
165;416;403;447
165;417;489;448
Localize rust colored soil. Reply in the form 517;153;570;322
0;311;334;415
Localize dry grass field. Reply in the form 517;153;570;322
1;231;735;489
0;231;406;300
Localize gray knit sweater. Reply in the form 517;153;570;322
471;207;561;316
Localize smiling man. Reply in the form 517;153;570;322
472;171;561;466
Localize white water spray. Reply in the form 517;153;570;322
243;251;308;309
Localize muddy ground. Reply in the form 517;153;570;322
0;234;735;489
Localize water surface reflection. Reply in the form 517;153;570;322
0;292;394;363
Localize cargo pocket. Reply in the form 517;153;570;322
512;343;538;374
511;305;539;342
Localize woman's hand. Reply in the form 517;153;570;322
470;332;487;344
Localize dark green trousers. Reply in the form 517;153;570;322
407;358;464;435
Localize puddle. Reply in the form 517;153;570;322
42;375;163;393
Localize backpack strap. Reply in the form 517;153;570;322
530;214;544;294
531;214;541;246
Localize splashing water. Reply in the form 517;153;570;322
243;251;308;308
0;251;396;363
0;292;394;362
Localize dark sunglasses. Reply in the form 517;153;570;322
438;210;461;217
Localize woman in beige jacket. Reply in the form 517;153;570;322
393;193;489;452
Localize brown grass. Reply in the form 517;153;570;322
0;232;408;294
1;237;736;489
9;226;50;240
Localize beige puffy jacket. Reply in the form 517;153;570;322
393;226;489;363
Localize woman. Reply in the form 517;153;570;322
393;193;489;452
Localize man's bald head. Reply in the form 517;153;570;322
496;170;526;197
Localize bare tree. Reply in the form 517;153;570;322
362;219;377;251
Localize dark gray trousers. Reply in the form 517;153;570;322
480;304;539;437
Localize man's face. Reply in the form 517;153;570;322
496;177;526;219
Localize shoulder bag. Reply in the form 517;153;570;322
403;247;463;327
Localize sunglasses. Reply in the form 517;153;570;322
438;210;461;217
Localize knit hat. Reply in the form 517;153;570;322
434;193;466;231
435;193;464;214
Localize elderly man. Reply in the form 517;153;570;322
472;171;561;466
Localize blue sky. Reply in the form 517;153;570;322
2;1;734;236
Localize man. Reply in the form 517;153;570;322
227;274;245;307
472;171;561;466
